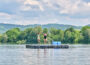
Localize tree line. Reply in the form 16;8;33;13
0;26;90;44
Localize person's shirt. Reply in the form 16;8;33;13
37;34;40;39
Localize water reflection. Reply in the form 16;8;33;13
0;45;90;65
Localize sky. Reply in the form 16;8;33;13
0;0;90;26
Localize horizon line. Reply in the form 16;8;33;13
0;23;87;26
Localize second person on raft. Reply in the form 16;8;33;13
44;33;47;43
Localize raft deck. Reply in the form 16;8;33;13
26;44;69;49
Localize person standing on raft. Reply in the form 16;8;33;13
37;33;40;43
44;33;47;43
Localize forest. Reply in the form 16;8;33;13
0;26;90;44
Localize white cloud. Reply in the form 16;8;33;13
40;19;59;24
0;12;12;19
24;0;39;5
19;0;90;15
15;20;38;25
21;5;32;11
65;17;90;26
58;0;90;15
23;0;44;11
40;0;90;15
88;2;90;6
0;0;90;26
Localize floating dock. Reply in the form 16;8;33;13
26;44;69;49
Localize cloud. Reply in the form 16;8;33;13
0;12;12;19
46;0;90;15
24;0;39;5
65;17;90;26
22;0;44;11
0;0;90;26
15;20;38;25
17;0;90;15
39;0;90;15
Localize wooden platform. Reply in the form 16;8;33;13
26;44;69;49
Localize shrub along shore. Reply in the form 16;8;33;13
0;26;90;44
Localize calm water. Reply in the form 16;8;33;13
0;45;90;65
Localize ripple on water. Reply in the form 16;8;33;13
0;45;90;65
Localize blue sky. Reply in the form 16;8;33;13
0;0;90;26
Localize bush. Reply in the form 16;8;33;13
16;40;26;44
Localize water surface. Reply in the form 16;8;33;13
0;45;90;65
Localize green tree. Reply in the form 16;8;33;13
50;28;64;42
34;26;43;34
16;40;26;44
0;34;8;43
64;31;72;43
50;28;59;35
64;27;78;43
58;30;64;42
0;34;2;42
43;28;48;33
81;26;90;43
6;28;20;43
18;31;27;40
24;28;38;43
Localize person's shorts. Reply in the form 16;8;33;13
44;36;47;39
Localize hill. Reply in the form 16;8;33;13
0;23;82;33
87;24;90;26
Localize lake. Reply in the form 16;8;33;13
0;45;90;65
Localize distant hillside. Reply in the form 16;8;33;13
42;24;81;30
0;23;82;33
0;23;24;33
87;24;90;26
